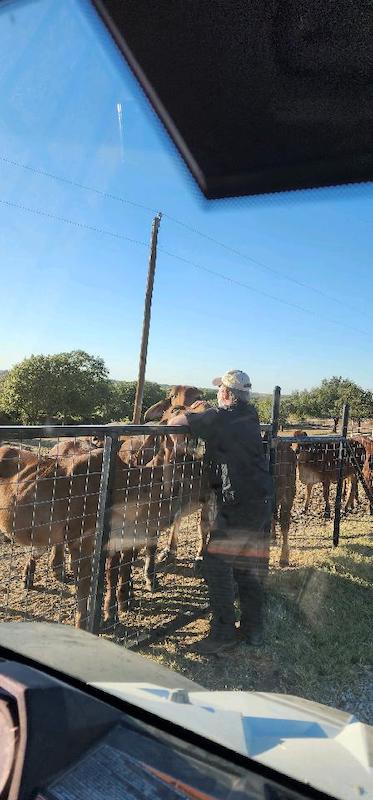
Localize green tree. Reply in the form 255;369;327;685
288;389;320;422
290;377;373;432
0;351;111;424
108;381;165;421
252;394;296;428
200;388;218;405
253;395;272;424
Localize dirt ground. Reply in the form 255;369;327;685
0;475;372;723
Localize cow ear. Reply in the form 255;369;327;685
144;397;171;422
185;387;200;405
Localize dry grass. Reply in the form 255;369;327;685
137;488;373;723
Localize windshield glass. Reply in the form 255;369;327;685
0;1;372;798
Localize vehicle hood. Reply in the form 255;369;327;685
90;682;373;800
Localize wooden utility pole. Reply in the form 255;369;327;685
132;212;162;424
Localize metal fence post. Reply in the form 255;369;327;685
333;403;349;546
88;435;120;634
268;386;281;534
269;385;281;477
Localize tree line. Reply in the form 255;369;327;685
253;377;373;431
0;351;372;429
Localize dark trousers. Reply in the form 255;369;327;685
202;504;271;632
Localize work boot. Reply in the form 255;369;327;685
194;619;238;655
239;623;264;648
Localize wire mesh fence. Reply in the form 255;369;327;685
0;421;372;648
0;425;218;647
271;431;373;571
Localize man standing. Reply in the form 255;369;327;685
168;370;273;655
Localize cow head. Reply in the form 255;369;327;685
144;385;203;422
293;430;308;453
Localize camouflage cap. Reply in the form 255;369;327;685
212;369;252;394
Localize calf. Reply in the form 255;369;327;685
295;432;362;517
349;435;373;509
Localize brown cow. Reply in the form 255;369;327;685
92;386;208;468
100;386;204;471
95;386;213;572
294;432;362;517
351;435;373;481
271;440;297;566
349;435;373;509
131;386;212;564
0;443;209;629
145;385;205;421
48;437;101;460
0;444;102;627
47;437;103;580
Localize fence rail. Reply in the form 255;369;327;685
0;418;372;648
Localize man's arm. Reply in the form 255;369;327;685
167;413;189;428
168;408;219;442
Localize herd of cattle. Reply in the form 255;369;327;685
0;385;372;629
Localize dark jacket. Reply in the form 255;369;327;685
186;403;273;526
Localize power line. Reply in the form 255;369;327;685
0;193;371;344
158;246;373;341
162;212;364;314
0;198;148;248
0;153;364;314
0;156;157;215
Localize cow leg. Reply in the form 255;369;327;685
363;461;373;514
103;552;120;626
344;476;357;512
117;550;133;614
50;543;66;582
23;546;48;589
157;515;180;564
323;481;331;519
68;541;92;630
304;484;312;513
144;542;158;592
104;549;135;620
24;556;36;590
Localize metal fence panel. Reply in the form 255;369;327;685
0;425;212;646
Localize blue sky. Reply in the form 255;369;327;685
1;0;372;394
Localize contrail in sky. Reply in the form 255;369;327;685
116;102;125;162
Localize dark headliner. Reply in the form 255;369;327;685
93;1;373;199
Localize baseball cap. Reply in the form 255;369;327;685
212;369;252;394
